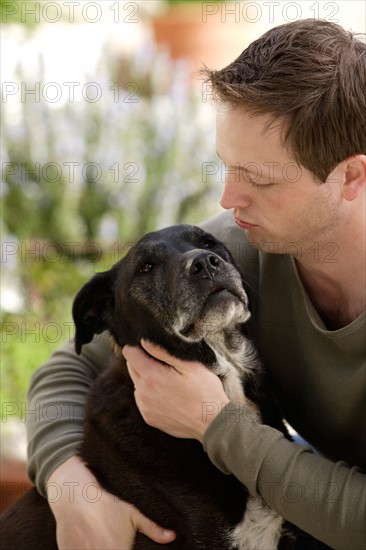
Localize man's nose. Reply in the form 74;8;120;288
220;176;251;210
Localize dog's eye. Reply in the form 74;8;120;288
202;238;216;249
138;262;154;274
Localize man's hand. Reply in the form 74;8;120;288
47;456;176;549
123;340;230;443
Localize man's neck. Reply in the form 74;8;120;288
295;215;366;329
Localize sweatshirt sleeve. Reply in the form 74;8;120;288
203;402;366;550
26;331;112;496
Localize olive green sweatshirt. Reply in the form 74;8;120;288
27;211;366;550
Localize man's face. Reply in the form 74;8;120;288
216;107;344;256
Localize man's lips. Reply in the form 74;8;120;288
234;217;259;229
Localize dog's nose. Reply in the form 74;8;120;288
189;252;221;278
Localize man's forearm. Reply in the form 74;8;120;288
203;402;366;550
26;332;111;495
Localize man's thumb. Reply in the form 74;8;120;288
134;511;176;544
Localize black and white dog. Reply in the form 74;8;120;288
0;224;296;549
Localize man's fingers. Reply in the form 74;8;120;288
124;340;194;373
123;345;171;390
133;509;176;544
140;339;196;371
123;345;153;380
140;339;174;364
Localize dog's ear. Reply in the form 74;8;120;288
72;268;117;355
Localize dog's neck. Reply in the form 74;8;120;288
204;325;261;414
205;325;260;379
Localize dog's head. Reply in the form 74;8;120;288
73;225;250;359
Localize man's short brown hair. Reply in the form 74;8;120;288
202;19;366;182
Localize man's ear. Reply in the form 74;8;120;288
72;268;117;355
342;154;366;201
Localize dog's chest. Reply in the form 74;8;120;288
204;335;287;550
207;331;261;411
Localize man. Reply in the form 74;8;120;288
27;19;365;549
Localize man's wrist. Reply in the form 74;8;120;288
197;395;231;443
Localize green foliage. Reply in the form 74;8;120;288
1;0;78;27
1;0;36;26
1;252;113;413
2;49;220;244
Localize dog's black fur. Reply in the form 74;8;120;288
0;225;296;549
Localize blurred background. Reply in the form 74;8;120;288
0;0;365;472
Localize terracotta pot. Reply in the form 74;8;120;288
0;461;34;514
152;3;253;80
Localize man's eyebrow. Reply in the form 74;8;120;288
216;151;284;183
216;151;262;177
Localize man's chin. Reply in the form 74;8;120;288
242;228;263;250
244;230;279;254
234;218;278;252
